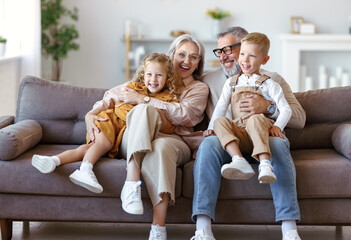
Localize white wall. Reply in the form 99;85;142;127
42;0;351;89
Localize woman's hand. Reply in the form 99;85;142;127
115;86;144;108
269;126;285;139
203;129;216;137
85;112;108;141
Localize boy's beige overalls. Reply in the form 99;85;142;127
213;74;275;160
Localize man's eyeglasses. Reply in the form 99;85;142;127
175;51;201;63
212;43;241;58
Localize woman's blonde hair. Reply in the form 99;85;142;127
132;53;184;97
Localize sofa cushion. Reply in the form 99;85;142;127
332;124;351;160
293;149;351;198
16;76;106;144
287;86;351;150
0;120;42;160
0;144;183;199
183;149;351;200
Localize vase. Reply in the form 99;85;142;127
0;43;6;57
211;19;222;38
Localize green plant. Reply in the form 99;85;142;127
206;7;231;20
41;0;79;81
0;36;7;43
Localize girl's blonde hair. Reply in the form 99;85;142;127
132;53;184;97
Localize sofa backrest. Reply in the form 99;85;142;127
16;76;351;149
16;76;106;144
286;86;351;150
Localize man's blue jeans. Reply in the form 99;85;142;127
192;135;301;222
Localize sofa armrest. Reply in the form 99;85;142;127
0;120;42;161
332;124;351;160
0;116;14;129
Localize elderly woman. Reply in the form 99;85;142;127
85;34;209;240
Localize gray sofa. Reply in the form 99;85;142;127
1;76;351;239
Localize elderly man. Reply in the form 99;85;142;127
191;27;306;240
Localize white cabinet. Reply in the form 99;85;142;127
280;34;351;92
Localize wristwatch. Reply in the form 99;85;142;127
267;101;276;116
143;96;150;104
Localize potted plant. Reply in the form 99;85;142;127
0;36;7;57
41;0;79;81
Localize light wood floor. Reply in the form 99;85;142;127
2;221;351;240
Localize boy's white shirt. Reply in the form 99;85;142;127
208;73;292;131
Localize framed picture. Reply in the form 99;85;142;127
290;17;304;34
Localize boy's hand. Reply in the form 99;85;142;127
203;129;216;137
269;126;285;139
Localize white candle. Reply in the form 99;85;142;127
319;72;328;89
300;65;307;91
329;76;339;88
305;76;313;91
336;66;343;79
341;73;350;86
319;65;327;75
125;20;131;36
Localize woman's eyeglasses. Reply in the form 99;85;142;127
175;51;201;63
212;43;241;57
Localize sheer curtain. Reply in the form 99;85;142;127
1;0;41;79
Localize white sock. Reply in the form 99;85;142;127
79;161;93;172
124;180;139;187
52;156;61;166
260;159;271;165
282;220;297;238
151;224;166;232
232;155;243;161
196;215;213;236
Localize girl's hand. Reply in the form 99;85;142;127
203;129;216;137
269;126;285;139
115;87;144;108
85;112;108;141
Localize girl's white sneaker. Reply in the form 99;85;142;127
32;155;56;174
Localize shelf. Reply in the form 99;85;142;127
280;34;351;92
123;37;218;44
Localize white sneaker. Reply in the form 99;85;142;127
121;181;143;215
32;155;56;174
69;169;103;193
221;158;255;180
190;229;216;240
258;161;277;184
283;229;301;240
149;225;167;240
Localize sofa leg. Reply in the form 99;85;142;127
0;219;13;240
335;225;343;237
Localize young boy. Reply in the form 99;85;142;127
206;32;292;184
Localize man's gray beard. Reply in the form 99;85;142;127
221;62;241;77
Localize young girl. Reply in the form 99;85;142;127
32;53;183;196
